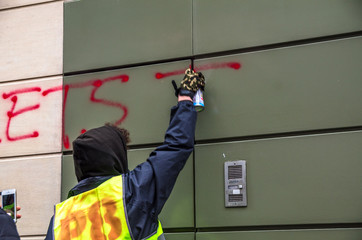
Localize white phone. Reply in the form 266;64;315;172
1;189;17;222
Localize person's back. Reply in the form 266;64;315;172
53;175;135;239
45;69;205;240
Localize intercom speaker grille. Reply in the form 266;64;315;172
229;194;243;202
225;160;247;207
228;165;242;179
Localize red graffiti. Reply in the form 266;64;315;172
0;75;129;148
89;76;129;125
0;61;241;149
41;74;130;149
155;62;241;79
42;86;63;96
195;62;241;71
62;85;70;149
62;74;129;149
155;69;185;80
2;88;41;141
2;87;42;99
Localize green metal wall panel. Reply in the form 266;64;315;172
63;61;190;150
61;155;75;201
193;0;362;54
64;0;192;73
195;131;362;227
196;229;362;240
62;148;194;228
164;233;194;240
195;37;362;140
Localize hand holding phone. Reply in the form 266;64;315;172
1;189;17;222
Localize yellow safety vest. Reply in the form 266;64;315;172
53;175;164;240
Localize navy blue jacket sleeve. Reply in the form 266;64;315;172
124;100;197;239
44;216;53;240
0;209;20;240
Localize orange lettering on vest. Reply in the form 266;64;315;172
59;209;87;239
57;195;125;239
103;198;122;239
88;201;107;239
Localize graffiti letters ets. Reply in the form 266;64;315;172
0;62;241;148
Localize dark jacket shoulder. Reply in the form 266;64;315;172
0;208;20;240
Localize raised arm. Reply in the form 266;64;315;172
124;69;205;239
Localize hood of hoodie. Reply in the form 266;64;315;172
72;125;128;182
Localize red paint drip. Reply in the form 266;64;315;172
62;85;70;149
63;135;70;150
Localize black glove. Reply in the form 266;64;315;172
172;68;205;98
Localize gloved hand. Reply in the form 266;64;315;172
172;68;205;98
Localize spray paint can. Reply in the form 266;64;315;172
193;89;204;112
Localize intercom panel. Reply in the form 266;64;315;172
224;160;247;207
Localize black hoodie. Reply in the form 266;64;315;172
72;125;128;182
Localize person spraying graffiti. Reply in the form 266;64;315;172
44;68;205;240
